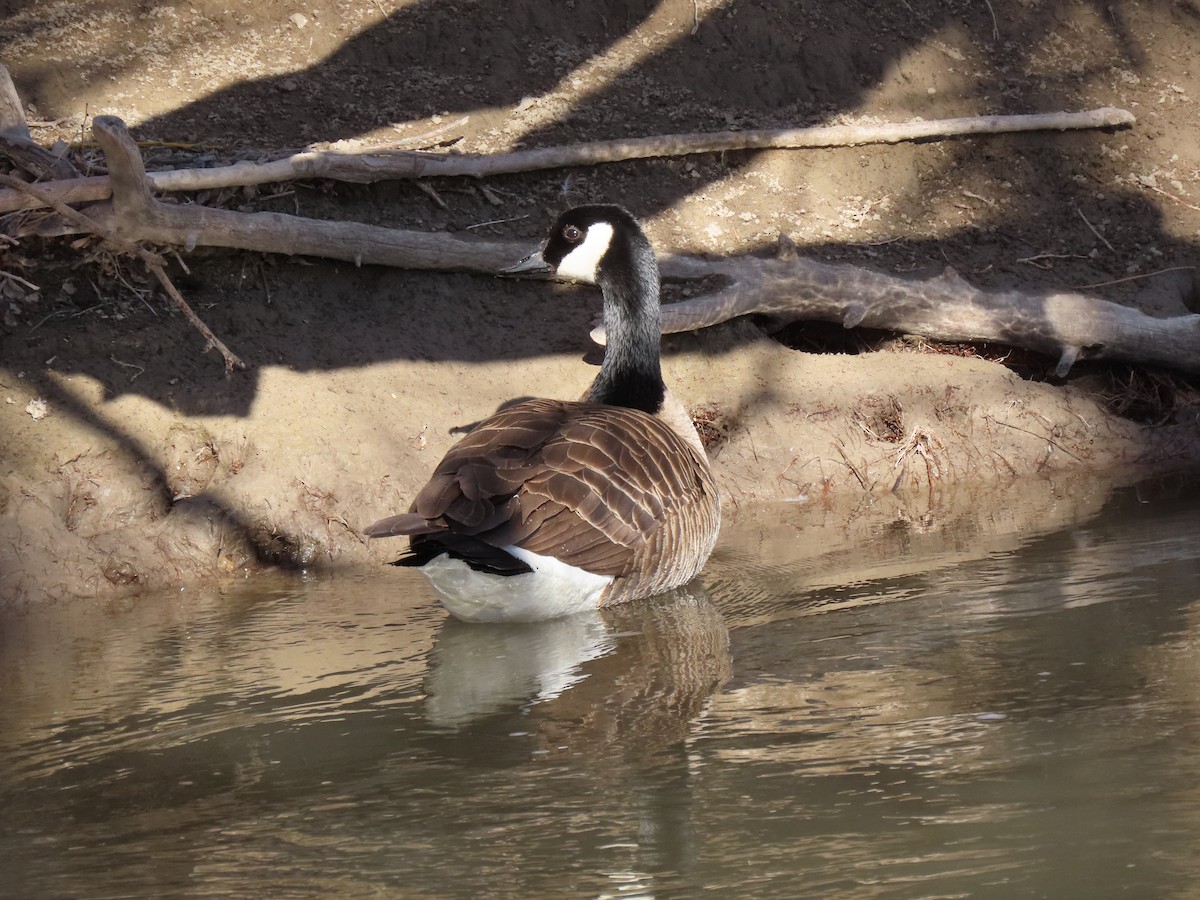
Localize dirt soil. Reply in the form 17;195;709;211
2;0;1200;605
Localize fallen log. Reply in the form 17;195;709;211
22;116;1200;378
0;106;1134;214
644;249;1200;379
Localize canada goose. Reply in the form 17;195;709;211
364;205;720;623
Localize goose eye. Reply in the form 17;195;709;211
562;224;583;242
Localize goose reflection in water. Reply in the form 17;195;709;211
423;581;732;754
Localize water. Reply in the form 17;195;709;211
3;474;1200;898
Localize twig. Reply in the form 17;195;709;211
146;261;244;373
1074;266;1197;290
983;415;1081;460
834;441;870;489
1016;252;1086;267
109;355;145;381
465;214;530;230
135;289;158;317
29;307;70;332
389;115;469;150
1076;206;1114;252
94;119;247;373
983;0;1000;39
962;189;996;207
990;449;1017;476
259;261;272;305
1140;181;1200;213
0;268;39;291
414;179;447;209
23;155;1200;379
108;262;152;305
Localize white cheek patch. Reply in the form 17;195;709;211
555;222;613;284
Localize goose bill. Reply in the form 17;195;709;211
500;248;552;275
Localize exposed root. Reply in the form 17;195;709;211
691;403;735;453
1095;365;1200;426
892;426;945;491
0;161;244;375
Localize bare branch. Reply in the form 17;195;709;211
0;107;1134;214
25;117;527;275
22;115;1196;380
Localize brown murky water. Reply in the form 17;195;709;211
3;475;1200;898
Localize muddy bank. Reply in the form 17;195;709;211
3;0;1200;603
2;252;1198;605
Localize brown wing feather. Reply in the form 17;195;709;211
367;397;719;592
361;512;440;538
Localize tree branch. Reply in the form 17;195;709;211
27;117;528;275
22;115;1198;380
0;107;1133;213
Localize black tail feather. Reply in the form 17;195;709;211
390;534;533;577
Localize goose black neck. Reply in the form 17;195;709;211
585;233;665;415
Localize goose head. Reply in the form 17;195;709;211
502;205;657;291
504;205;666;414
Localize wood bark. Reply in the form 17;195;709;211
19;115;1200;378
34;117;530;274
646;250;1200;378
0;106;1133;214
0;64;78;182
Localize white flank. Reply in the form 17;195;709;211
555;221;613;283
420;546;613;623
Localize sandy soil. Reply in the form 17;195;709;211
2;0;1199;604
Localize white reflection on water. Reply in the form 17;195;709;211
2;472;1200;898
424;611;616;727
425;583;730;739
